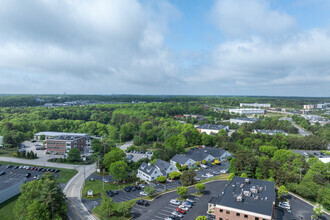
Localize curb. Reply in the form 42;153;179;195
145;178;227;202
288;192;330;216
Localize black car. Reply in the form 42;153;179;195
106;190;114;197
206;214;215;220
55;169;60;173
0;171;5;176
25;173;31;178
50;169;55;172
41;168;46;172
6;165;13;169
131;186;137;191
112;190;119;194
38;167;43;171
136;200;150;206
124;187;131;192
135;186;141;190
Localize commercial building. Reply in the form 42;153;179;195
316;103;327;109
46;135;87;155
208;176;275;220
303;104;316;110
170;147;232;166
137;159;178;182
34;131;90;141
196;124;229;135
230;118;259;125
254;129;288;136
229;109;266;115
240;103;271;108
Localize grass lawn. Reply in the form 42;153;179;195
82;180;134;199
287;133;303;138
0;161;78;184
197;173;229;184
93;198;138;220
0;195;19;219
47;158;94;165
0;148;20;157
191;192;203;197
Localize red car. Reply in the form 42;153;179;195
176;207;186;214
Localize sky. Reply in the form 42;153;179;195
0;0;330;96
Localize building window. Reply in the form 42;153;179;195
255;218;259;220
220;209;223;213
236;213;240;217
226;211;230;214
219;218;223;220
244;215;248;218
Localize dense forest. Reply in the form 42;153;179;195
0;98;329;210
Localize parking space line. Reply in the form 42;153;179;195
153;216;164;219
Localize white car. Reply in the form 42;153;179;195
200;164;208;168
278;203;290;210
205;173;214;177
170;199;181;205
140;191;148;196
178;205;189;211
181;202;192;208
171;211;183;218
103;179;109;183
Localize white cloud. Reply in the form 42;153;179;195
184;28;330;96
211;0;296;36
0;0;181;94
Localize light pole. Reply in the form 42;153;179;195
298;168;304;182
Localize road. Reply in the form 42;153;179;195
291;122;311;136
64;163;97;220
0;156;98;220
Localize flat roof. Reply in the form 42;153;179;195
212;176;275;216
35;132;89;137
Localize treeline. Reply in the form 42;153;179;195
1;94;329;108
239;117;299;133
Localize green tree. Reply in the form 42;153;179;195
180;169;196;186
67;148;81;162
227;173;235;181
313;204;324;218
177;186;188;198
169;171;181;179
195;183;205;193
103;148;126;168
240;173;248;178
101;196;115;217
156;176;167;183
176;162;182;171
144;186;156;195
278;185;288;198
195;216;207;220
115;203;130;217
109;161;130;182
259;145;278;157
150;159;157;165
14;172;67;220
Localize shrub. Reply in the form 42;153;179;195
12;152;18;157
156;176;167;183
202;160;207;164
169;171;181;179
195;161;200;166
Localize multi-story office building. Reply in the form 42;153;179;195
45;135;87;155
229;109;266;115
240;103;271;108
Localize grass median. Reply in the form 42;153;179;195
82;180;134;199
93;198;138;220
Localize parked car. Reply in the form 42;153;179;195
25;173;31;178
106;190;114;197
206;214;215;219
178;205;189;211
278;201;291;209
0;171;5;176
200;164;208;169
170;199;181;205
124;186;131;192
139;191;148;196
90;178;95;181
168;215;180;220
6;165;13;169
182;202;192;208
171;211;183;218
176;207;186;214
112;190;118;194
103;179;109;183
55;169;60;173
186;198;195;203
136;199;149;206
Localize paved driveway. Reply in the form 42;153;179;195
131;180;228;220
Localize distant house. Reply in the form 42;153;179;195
137;159;178;182
196;124;229;135
170;147;232;166
170;155;196;167
254;129;288;136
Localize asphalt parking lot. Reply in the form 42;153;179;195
0;164;60;188
195;162;229;179
131;180;228;220
274;194;330;220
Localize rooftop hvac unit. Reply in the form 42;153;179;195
237;195;243;202
250;187;259;193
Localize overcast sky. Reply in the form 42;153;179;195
0;0;329;96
